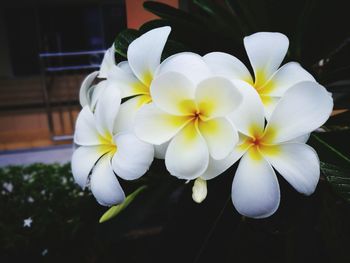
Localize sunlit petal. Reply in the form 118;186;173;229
111;133;154;180
156;52;212;85
265;81;333;143
260;62;315;97
195;77;242;118
94;85;121;135
74;106;101;146
128;26;171;86
99;44;116;78
79;71;99;107
228;80;265;137
90;154;125;206
151;72;196;115
71;146;108;188
232;151;280;218
165;122;209;179
244;32;289;86
107;64;148;98
134;103;191;145
199;118;238;160
203;52;253;84
264;143;320;195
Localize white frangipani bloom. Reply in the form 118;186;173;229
134;53;243;179
200;80;333;218
23;217;33;227
72;85;154;206
97;26;171;133
203;32;316;119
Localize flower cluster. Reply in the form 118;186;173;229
72;27;333;218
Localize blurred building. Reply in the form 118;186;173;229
0;0;177;154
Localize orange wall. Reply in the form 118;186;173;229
126;0;179;29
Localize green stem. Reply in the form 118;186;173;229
312;134;350;164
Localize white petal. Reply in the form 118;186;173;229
200;141;248;180
288;133;310;143
262;96;280;121
192;177;207;203
90;80;107;110
228;80;265;137
128;26;171;86
90;154;125;206
232;151;280;218
99;44;116;78
165;122;209;179
203;52;253;83
134;103;190;145
150;72;196;115
260;62;316;97
195;77;242;118
94;85;121;135
117;61;133;74
71;146;107;188
154;141;169;159
79;71;99;107
265;81;333;143
107;64;149;98
264;143;320;195
111;132;154;180
113;95;150;133
156;52;212;85
74;106;100;146
244;32;289;85
198;118;238;160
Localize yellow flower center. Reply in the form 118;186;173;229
98;132;117;155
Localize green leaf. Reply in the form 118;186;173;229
114;29;140;58
312;134;350;164
194;0;244;37
99;185;147;223
321;162;350;203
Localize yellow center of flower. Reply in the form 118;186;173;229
245;70;276;106
240;125;280;161
98;132;117;155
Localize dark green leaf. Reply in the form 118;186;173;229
114;29;140;58
99;185;147;223
321;162;350;203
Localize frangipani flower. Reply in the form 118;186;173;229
203;32;316;119
105;26;171;132
134;69;242;179
72;85;154;206
202;80;333;218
